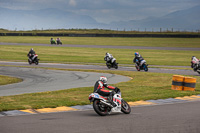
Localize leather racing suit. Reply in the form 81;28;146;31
133;54;144;66
94;80;116;105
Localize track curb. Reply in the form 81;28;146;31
0;95;200;117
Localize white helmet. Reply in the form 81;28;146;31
100;76;107;83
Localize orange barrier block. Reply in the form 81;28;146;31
171;75;184;90
183;77;196;91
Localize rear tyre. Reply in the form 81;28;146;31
121;99;131;114
93;100;108;116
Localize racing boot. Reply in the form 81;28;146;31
108;92;116;107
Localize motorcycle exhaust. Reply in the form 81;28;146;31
100;100;113;108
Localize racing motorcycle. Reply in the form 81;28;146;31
56;40;62;45
105;58;118;69
135;59;148;72
51;40;56;45
28;54;39;65
191;56;200;74
88;89;131;116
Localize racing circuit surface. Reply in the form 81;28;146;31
1;101;200;133
0;66;130;96
0;43;200;133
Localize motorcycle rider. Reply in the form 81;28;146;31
133;52;144;66
104;52;114;64
50;38;56;44
56;37;62;44
191;56;200;71
27;48;36;61
94;76;120;107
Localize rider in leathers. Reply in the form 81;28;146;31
94;76;119;107
133;52;144;66
104;53;113;64
191;56;200;71
27;48;36;61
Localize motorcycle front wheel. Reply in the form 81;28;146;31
135;65;140;71
93;99;108;116
35;59;39;65
114;62;118;69
121;99;131;114
106;63;111;69
28;59;32;65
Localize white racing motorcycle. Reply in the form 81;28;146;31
28;54;39;65
191;56;200;74
88;89;131;116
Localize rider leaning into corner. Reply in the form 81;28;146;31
27;48;36;61
104;52;113;64
94;76;120;107
191;56;200;71
133;52;144;66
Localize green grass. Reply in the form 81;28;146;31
0;36;200;47
0;45;200;66
0;75;22;85
0;69;199;111
0;36;199;111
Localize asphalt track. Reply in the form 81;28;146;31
0;101;200;133
0;43;200;133
0;66;130;96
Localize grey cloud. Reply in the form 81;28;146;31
0;0;199;23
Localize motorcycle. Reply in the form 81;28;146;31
51;40;56;45
56;40;62;45
135;59;148;72
191;56;200;74
88;89;131;116
105;57;118;69
28;54;39;65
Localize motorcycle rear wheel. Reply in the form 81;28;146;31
143;64;148;72
93;99;108;116
121;99;131;114
144;66;148;72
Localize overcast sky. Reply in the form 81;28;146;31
0;0;200;23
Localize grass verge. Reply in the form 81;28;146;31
0;68;199;111
0;45;200;66
0;75;22;86
0;36;200;47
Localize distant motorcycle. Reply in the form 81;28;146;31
51;40;56;45
191;56;200;74
89;88;131;116
28;54;39;65
135;59;148;72
56;40;62;45
104;57;118;69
